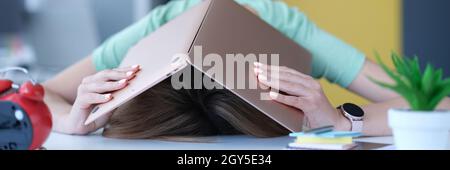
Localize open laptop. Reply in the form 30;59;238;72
85;0;312;133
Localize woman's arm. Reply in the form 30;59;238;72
43;57;96;133
345;57;449;136
43;0;201;135
44;0;200;108
44;56;96;103
348;59;399;102
255;61;450;136
43;57;139;134
359;97;450;136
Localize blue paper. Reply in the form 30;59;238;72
289;131;362;138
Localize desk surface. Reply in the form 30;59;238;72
43;131;395;150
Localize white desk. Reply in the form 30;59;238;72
43;131;395;150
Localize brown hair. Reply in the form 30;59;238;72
102;73;289;139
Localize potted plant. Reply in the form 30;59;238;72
371;52;450;150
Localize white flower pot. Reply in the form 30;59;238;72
388;109;450;150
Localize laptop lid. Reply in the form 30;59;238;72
86;0;312;133
187;0;312;132
85;0;212;125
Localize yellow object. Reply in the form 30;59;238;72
296;137;353;144
284;0;402;106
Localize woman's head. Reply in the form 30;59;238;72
102;73;289;139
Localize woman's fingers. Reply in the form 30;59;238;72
96;69;136;82
269;91;304;109
113;64;140;72
83;70;130;83
254;68;270;89
82;79;129;94
254;62;309;78
74;93;113;109
83;65;140;83
67;66;140;135
94;80;128;93
254;62;320;90
73;65;140;112
258;75;310;96
259;68;307;85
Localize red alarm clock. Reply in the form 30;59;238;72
0;67;52;150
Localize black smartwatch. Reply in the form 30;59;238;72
337;103;365;132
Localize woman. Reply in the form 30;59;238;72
103;75;289;139
43;0;450;136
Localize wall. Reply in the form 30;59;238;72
24;0;169;81
91;0;134;42
92;0;168;42
404;0;450;78
284;0;402;106
0;0;24;33
26;0;99;73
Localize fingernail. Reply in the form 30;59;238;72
104;94;112;99
132;65;140;69
118;79;127;84
126;71;134;77
258;75;267;81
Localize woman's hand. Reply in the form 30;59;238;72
63;65;140;135
253;62;350;131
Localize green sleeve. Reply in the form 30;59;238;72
241;0;366;88
92;0;202;71
93;0;365;88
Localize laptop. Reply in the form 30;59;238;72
85;0;312;133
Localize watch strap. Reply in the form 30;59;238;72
338;104;364;133
351;119;363;132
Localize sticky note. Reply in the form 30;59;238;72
289;131;362;138
296;136;353;144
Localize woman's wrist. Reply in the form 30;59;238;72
55;109;92;135
52;113;75;134
334;108;352;131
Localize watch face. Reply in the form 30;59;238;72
342;103;364;117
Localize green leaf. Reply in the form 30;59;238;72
440;77;450;87
374;53;411;89
409;56;423;86
369;51;450;111
369;76;416;107
422;64;434;96
391;53;407;76
434;69;444;85
428;85;450;110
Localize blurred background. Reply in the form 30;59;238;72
0;0;449;105
0;0;169;82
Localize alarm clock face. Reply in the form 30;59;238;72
0;101;33;150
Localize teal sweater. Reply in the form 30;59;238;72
92;0;365;88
